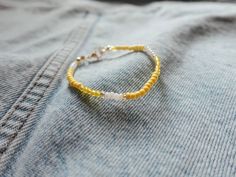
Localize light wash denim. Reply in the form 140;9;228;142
0;0;236;176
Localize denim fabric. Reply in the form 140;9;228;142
0;0;236;176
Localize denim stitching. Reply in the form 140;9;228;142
0;13;100;171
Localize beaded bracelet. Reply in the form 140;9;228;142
66;45;160;100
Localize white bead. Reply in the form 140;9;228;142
144;46;154;57
144;46;157;64
103;92;123;100
70;61;78;69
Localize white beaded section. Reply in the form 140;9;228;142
70;61;78;70
144;46;157;64
103;92;124;100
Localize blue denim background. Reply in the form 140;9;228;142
0;0;236;176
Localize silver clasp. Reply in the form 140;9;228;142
76;45;112;64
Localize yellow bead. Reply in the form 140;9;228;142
81;89;86;94
126;93;132;99
88;89;93;94
150;77;157;83
154;70;159;75
137;91;143;98
90;90;98;97
94;91;101;97
73;82;78;88
133;92;139;99
139;89;146;96
123;93;129;99
90;90;95;96
125;93;132;99
78;83;83;88
146;82;152;87
87;88;92;94
152;75;158;79
143;85;150;92
148;82;154;88
80;86;86;93
129;93;136;99
71;81;76;87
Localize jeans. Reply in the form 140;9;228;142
0;0;236;176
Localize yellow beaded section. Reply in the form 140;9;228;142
67;63;102;97
66;45;161;100
123;56;160;100
111;45;145;52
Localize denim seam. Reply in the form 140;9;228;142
0;13;100;166
0;12;93;123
